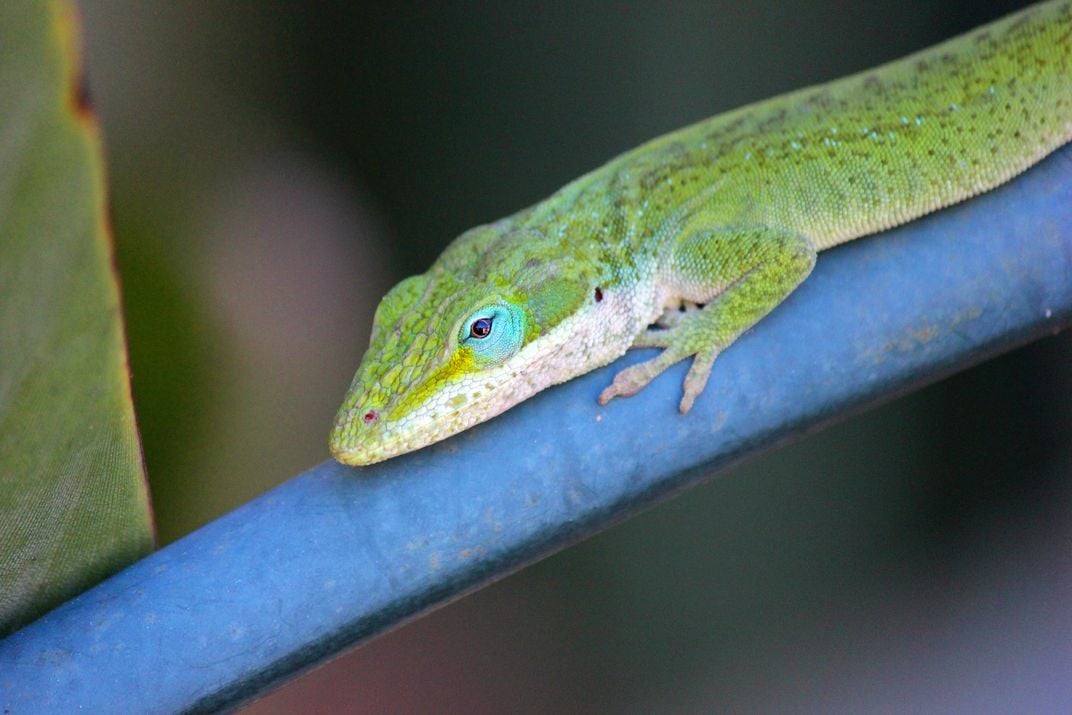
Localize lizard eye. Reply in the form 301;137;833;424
461;303;525;363
469;317;493;339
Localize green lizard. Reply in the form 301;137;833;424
331;0;1072;466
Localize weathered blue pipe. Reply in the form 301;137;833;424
2;144;1071;713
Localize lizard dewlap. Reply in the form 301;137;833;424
331;0;1072;466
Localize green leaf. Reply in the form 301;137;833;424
0;0;154;635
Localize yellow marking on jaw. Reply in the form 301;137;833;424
389;346;476;420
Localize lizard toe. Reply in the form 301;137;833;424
679;349;718;413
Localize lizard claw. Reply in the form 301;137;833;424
599;347;718;412
598;350;680;406
679;349;718;413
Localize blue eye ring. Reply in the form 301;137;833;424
469;317;493;339
459;304;524;364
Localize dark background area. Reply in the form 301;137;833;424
77;2;1071;712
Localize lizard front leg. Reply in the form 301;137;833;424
599;223;817;412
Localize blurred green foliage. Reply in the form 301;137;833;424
0;1;152;636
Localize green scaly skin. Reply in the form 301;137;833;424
331;1;1072;466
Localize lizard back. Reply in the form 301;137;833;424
527;0;1072;254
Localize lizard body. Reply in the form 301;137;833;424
331;1;1072;466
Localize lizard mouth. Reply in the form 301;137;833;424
331;330;575;467
330;443;388;467
329;400;479;466
330;424;411;466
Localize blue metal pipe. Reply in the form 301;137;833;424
2;144;1071;713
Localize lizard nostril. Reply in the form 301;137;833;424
363;410;379;424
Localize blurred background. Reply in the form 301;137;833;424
77;1;1071;712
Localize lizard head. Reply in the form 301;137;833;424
329;224;603;466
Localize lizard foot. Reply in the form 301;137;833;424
679;348;718;413
597;347;717;413
598;350;680;406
